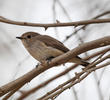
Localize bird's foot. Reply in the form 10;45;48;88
46;56;55;65
46;56;55;61
36;63;40;68
63;63;65;66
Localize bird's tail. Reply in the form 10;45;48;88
69;56;89;67
80;60;89;67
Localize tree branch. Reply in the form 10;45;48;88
38;55;110;100
0;16;110;28
63;10;110;42
17;47;110;100
0;36;110;97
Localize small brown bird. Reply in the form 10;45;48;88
16;32;89;66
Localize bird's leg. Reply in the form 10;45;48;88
63;63;65;66
36;62;40;68
39;56;55;67
46;56;55;61
46;56;55;65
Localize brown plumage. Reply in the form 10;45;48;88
16;32;89;66
34;34;69;53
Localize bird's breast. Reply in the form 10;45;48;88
24;40;64;63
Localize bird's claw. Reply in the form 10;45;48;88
46;56;55;66
36;63;40;68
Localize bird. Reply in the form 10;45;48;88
16;32;89;67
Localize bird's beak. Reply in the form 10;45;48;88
16;37;24;40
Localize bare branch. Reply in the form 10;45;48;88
63;10;110;42
17;47;110;100
0;36;110;97
0;16;110;28
38;55;110;100
2;86;21;100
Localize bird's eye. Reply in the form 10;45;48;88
27;35;31;39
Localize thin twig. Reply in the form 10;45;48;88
0;16;110;28
63;10;110;42
0;36;110;97
2;86;22;100
17;47;110;100
38;60;110;100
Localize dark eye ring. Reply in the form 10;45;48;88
27;35;31;38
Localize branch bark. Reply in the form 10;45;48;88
17;47;110;100
0;16;110;28
38;55;110;100
0;36;110;97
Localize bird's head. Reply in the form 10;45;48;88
16;32;40;46
16;32;40;40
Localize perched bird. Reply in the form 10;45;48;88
16;32;89;66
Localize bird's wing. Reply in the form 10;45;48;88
35;35;69;53
34;35;89;66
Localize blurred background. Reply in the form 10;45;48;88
0;0;110;100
